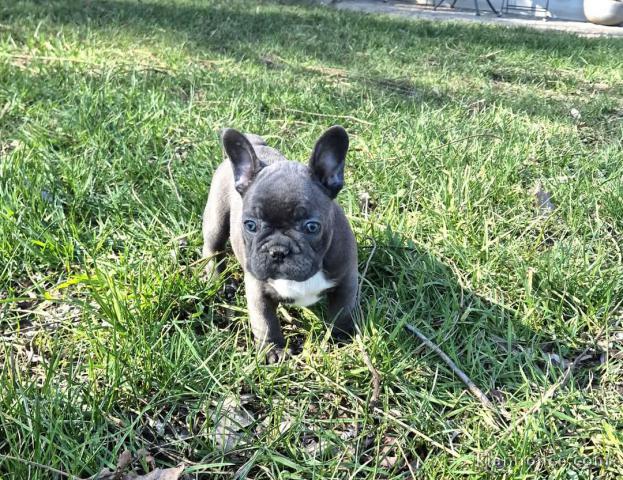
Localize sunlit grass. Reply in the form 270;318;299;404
1;1;622;478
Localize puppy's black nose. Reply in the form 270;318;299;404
269;245;290;262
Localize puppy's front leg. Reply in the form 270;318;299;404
244;273;289;363
327;270;358;340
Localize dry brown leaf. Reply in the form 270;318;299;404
133;465;185;480
97;464;184;480
116;450;132;474
96;449;133;480
379;454;400;469
96;449;184;480
136;449;156;471
378;435;402;470
0;139;20;155
96;468;116;479
303;438;323;457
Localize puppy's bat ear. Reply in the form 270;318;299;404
309;125;349;198
221;128;260;195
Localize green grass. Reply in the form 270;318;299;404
1;0;622;478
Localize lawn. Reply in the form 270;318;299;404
1;0;622;478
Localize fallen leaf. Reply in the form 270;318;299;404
259;54;285;69
95;449;131;480
543;352;570;369
379;454;400;469
0;139;20;155
136;449;156;471
490;389;506;404
303;438;323;457
211;394;256;451
358;191;376;218
95;448;185;480
40;190;54;203
116;450;132;471
95;449;132;480
96;462;184;480
534;182;555;216
278;418;294;435
134;465;185;480
378;435;401;469
96;468;116;479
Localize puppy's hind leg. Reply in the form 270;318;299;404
202;163;231;280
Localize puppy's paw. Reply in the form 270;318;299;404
202;258;220;284
330;323;355;345
264;345;293;364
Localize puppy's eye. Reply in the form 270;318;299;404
244;220;257;233
304;221;321;234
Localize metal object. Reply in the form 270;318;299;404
433;0;502;17
503;0;551;17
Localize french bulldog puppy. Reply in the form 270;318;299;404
202;126;358;362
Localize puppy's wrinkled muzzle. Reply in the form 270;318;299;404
269;245;290;262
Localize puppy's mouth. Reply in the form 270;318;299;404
267;269;313;282
247;254;318;283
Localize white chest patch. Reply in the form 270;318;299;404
268;271;335;307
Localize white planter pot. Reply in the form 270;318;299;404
584;0;623;26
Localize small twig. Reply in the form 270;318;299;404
404;323;497;411
0;52;100;65
430;133;502;151
171;255;216;279
0;454;83;480
404;323;510;428
478;49;503;60
0;52;174;73
356;336;381;409
168;229;199;245
357;238;377;301
167;158;182;202
351;241;380;414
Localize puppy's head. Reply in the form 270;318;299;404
222;126;349;282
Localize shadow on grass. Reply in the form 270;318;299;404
3;0;622;125
357;226;600;387
5;0;620;56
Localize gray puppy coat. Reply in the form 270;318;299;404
202;126;358;361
